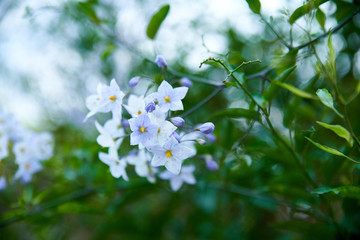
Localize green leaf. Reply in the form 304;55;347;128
288;0;328;25
274;82;317;99
263;65;297;101
146;4;170;40
210;108;259;120
316;8;326;31
245;0;261;14
252;94;267;108
316;88;343;118
305;137;360;163
312;186;360;196
316;121;353;146
78;2;101;24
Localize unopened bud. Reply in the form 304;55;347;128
121;119;129;128
171;132;181;142
198;122;215;134
129;76;140;87
205;155;218;171
180;77;193;88
170;117;185;127
196;139;206;145
145;102;156;113
155;55;168;68
206;133;217;143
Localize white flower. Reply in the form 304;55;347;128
32;132;54;160
85;79;125;120
14;159;43;183
0;134;9;161
99;148;128;180
159;165;196;191
128;113;158;147
156;81;188;112
126;149;157;182
123;94;146;118
0;176;6;190
148;136;195;174
95;118;125;149
148;109;177;145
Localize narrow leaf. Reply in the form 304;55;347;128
289;0;328;25
275;82;317;99
316;8;326;31
316;88;343;118
245;0;261;14
312;186;360;196
263;65;296;101
316;121;353;146
305;137;360;163
146;5;170;40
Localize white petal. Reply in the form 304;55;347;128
97;134;114;148
181;172;196;184
99;152;111;165
173;87;188;100
165;157;182;175
172;144;195;161
151;154;166;167
109;165;123;178
169;100;184;111
135;163;148;177
170;177;183;191
158;80;173;95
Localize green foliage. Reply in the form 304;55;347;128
316;121;353;146
146;4;170;40
288;0;328;25
2;0;360;239
245;0;261;14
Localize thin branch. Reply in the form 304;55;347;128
260;15;293;50
295;8;360;50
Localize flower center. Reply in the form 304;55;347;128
25;163;31;170
164;96;170;102
157;128;160;134
166;150;172;158
109;96;116;101
138;110;142;115
20;147;25;153
140;127;146;133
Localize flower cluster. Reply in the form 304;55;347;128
0;110;54;189
86;66;216;191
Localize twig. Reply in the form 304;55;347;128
294;8;360;50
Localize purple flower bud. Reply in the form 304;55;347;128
155;55;168;68
145;102;156;113
205;155;218;171
198;122;215;134
180;77;193;88
171;132;181;142
121;119;129;128
196;139;206;145
206;133;217;143
129;76;140;87
170;117;185;127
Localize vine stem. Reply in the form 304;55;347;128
201;58;317;188
294;8;360;50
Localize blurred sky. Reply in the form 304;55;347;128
0;0;338;128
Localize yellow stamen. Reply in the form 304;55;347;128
109;96;116;101
20;147;25;153
138;110;142;115
25;163;30;170
157;128;160;134
140;127;146;133
166;150;172;158
164;96;170;102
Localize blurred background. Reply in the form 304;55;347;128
1;0;360;239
